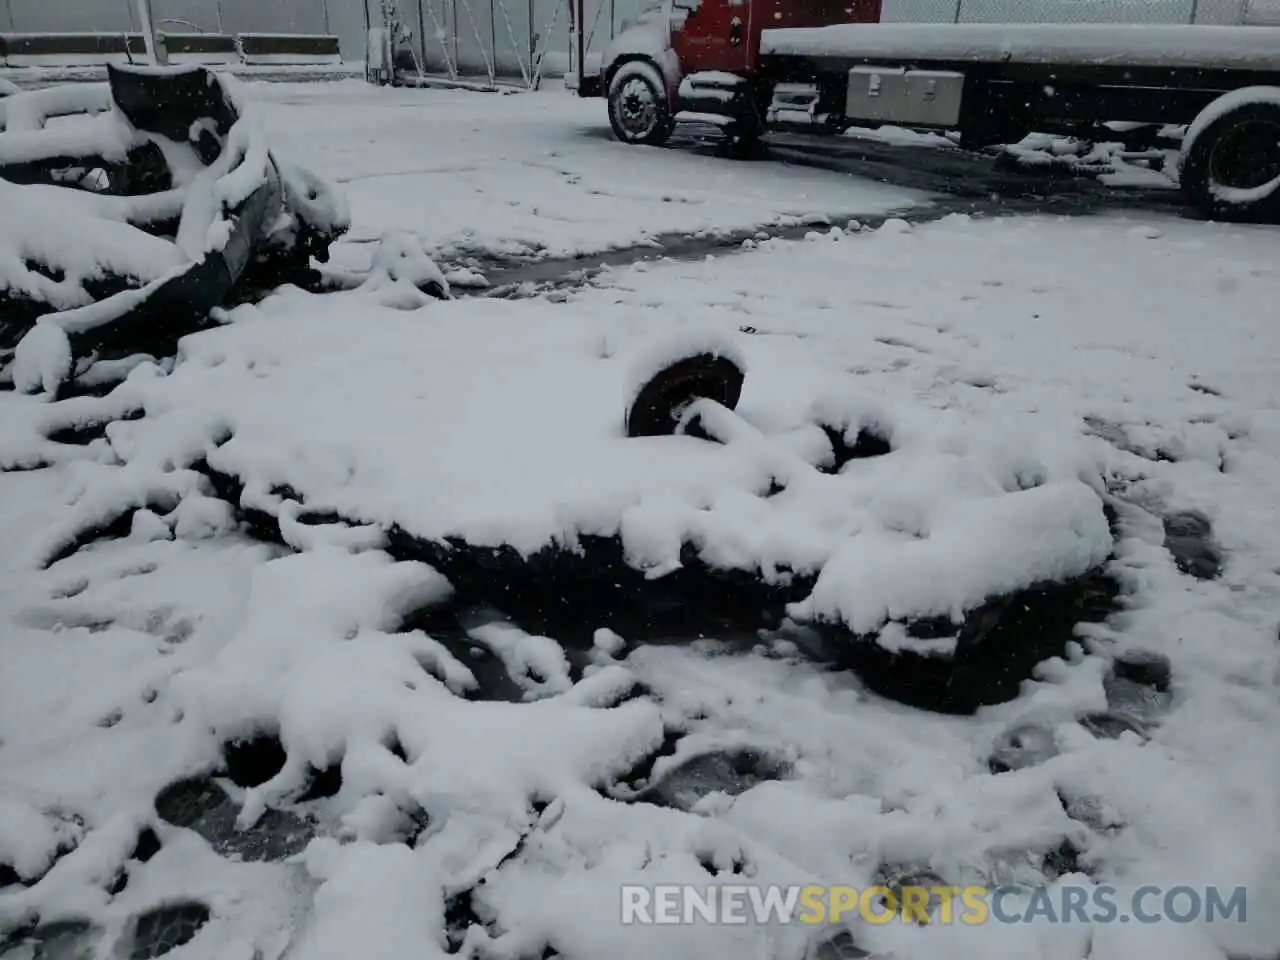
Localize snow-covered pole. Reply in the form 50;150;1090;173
136;0;168;65
573;0;585;85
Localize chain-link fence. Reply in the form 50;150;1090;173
0;0;368;59
3;0;332;35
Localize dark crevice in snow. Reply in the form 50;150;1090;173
696;848;750;878
296;763;343;802
1102;501;1122;544
1189;381;1222;397
819;424;893;474
45;408;144;446
444;890;486;954
399;602;533;703
108;868;130;896
56;357;158;399
0;457;53;473
42;494;182;568
131;827;162;863
613;728;685;794
386;527;811;640
223;734;288;788
0;863;21;889
191;460;288;547
1042;839;1090;879
1161;510;1223;581
293;508;347;527
385;735;409;763
830;569;1121;715
22;258;66;284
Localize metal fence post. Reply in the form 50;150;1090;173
137;0;167;63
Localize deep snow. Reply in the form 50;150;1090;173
2;79;1280;960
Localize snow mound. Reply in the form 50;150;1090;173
0;180;187;313
11;322;72;396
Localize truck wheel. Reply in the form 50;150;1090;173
1182;89;1280;224
608;61;674;147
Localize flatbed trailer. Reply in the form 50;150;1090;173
569;1;1280;221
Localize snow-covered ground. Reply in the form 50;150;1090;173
253;81;925;260
3;80;1280;960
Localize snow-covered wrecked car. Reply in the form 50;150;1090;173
0;64;354;395
3;287;1121;716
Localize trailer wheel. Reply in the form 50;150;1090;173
1182;89;1280;224
608;61;674;147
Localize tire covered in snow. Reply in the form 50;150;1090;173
625;352;746;438
607;60;675;147
1181;87;1280;224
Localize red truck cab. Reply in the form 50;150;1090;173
572;0;880;145
671;0;876;75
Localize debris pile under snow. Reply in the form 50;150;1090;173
1;67;350;394
14;275;1115;638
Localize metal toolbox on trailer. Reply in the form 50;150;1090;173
845;66;966;126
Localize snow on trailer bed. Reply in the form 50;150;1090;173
760;22;1280;69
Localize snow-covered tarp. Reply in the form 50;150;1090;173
760;22;1280;70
